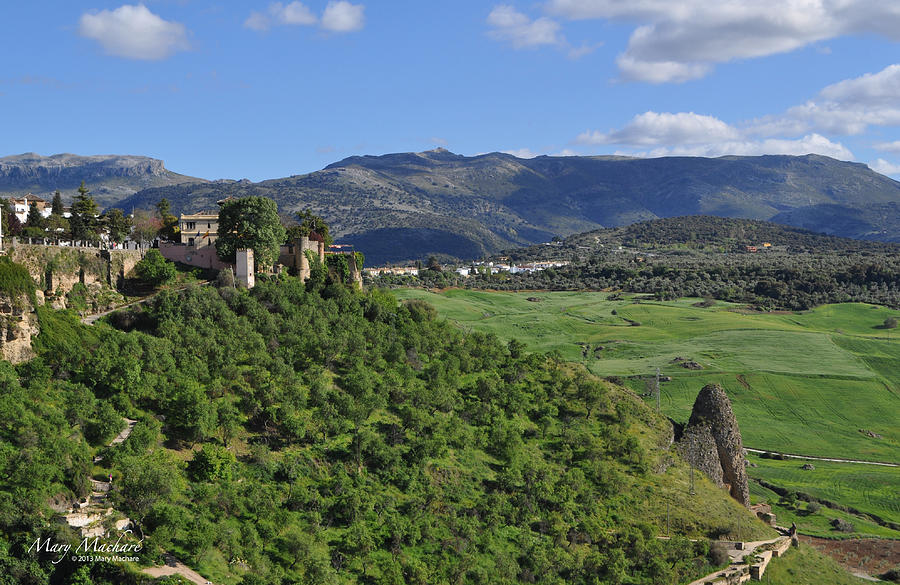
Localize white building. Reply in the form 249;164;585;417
12;195;53;224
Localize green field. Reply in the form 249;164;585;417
394;290;899;462
747;452;899;538
393;289;900;536
763;544;870;585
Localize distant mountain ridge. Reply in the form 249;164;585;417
6;149;900;264
0;153;206;208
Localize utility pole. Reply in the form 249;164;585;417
666;501;670;536
656;367;661;411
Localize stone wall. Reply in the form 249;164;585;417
279;236;325;280
8;243;144;295
159;241;232;271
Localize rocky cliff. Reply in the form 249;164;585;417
0;153;205;208
0;291;39;364
678;383;750;507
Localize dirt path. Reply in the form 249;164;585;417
81;281;209;325
81;296;155;325
745;447;898;467
142;554;216;584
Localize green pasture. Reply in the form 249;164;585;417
747;454;899;526
763;544;869;585
393;290;900;463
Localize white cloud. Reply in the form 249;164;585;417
869;158;900;176
488;5;563;48
544;0;900;83
79;4;189;60
751;64;900;137
874;140;900;153
577;111;740;146
637;134;853;160
279;2;318;25
578;111;853;160
244;11;272;32
321;1;365;33
502;148;540;158
245;1;363;33
245;2;317;32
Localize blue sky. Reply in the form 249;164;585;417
3;1;900;181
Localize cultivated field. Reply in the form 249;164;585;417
394;289;900;537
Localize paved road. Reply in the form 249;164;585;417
745;447;898;467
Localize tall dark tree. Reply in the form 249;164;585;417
155;198;179;241
216;196;286;269
51;190;65;216
295;208;332;245
69;181;100;241
25;202;45;229
0;198;23;237
102;208;133;244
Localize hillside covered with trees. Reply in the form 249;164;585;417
390;217;900;311
1;266;773;585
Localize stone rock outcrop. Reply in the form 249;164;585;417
0;292;39;364
678;384;750;507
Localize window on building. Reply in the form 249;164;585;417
186;222;196;230
188;237;195;246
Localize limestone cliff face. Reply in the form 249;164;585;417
678;384;750;507
0;292;39;364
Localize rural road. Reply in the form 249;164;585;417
745;448;898;467
81;296;154;325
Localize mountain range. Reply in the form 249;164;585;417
0;153;205;209
2;150;899;264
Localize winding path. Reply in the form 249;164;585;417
142;554;217;585
745;447;898;467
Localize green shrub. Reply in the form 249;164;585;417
135;249;177;286
0;256;34;298
189;444;236;482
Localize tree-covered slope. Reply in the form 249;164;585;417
416;216;900;310
0;274;774;585
114;150;900;264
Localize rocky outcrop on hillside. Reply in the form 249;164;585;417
0;292;39;364
678;383;750;507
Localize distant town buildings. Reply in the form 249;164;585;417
368;260;569;278
11;194;74;224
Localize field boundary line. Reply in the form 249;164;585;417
745;448;898;467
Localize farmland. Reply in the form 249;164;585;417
393;289;900;537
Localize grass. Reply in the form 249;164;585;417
393;290;899;461
749;481;898;540
763;543;870;585
746;453;899;533
392;289;900;538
